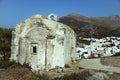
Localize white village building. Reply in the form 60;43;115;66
10;13;76;71
76;37;120;59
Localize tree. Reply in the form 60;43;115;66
0;43;10;60
0;27;12;60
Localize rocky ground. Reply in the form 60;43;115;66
79;57;120;80
84;69;120;80
101;56;120;67
79;58;120;73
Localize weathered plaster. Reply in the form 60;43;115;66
10;14;76;72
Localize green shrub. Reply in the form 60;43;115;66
52;72;86;80
113;52;120;56
0;61;15;69
78;39;90;45
0;61;31;69
35;73;49;80
64;64;70;68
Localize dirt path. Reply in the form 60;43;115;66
79;58;120;73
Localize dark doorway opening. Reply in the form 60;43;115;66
33;46;37;53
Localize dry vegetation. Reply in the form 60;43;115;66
0;60;86;80
0;59;120;80
0;64;39;80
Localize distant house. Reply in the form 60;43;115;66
10;14;76;71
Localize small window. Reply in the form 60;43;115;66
33;46;37;53
77;51;80;53
31;43;38;54
83;52;88;54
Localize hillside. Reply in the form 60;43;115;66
59;14;120;39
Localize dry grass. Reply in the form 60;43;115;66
0;64;39;80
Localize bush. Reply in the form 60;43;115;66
0;61;15;69
52;72;87;80
0;61;31;69
78;39;90;45
0;27;12;61
35;73;49;80
64;64;70;68
113;52;120;56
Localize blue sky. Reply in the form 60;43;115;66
0;0;120;28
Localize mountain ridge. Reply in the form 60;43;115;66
59;13;120;39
